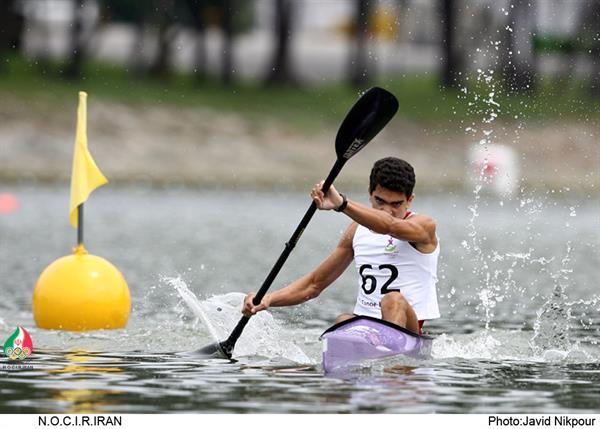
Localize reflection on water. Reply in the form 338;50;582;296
0;186;598;413
48;351;123;413
3;349;598;413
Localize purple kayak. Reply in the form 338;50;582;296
320;315;433;373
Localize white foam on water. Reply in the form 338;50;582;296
432;330;526;360
167;276;313;364
431;329;598;364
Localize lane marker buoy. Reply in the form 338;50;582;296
32;91;130;331
33;245;130;331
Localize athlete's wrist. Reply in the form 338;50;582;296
334;193;348;212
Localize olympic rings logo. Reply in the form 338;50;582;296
4;346;31;360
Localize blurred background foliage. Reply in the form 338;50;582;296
0;0;598;127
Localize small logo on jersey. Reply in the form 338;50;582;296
384;237;397;254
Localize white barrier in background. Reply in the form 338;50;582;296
468;143;520;197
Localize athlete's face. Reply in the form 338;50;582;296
369;185;414;218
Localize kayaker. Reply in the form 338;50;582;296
243;157;440;335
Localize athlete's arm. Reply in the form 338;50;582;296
344;202;436;245
242;223;357;316
311;182;436;250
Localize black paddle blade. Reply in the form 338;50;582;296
335;87;399;161
194;341;232;359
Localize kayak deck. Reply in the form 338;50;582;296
320;315;433;373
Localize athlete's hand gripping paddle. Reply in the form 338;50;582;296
196;87;399;359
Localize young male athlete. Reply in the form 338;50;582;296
243;157;440;335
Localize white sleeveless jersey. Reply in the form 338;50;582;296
351;219;440;321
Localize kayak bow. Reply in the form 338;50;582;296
320;315;433;373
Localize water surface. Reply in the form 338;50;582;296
1;186;598;413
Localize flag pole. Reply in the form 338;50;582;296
77;203;84;247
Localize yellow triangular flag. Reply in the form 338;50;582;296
69;91;108;228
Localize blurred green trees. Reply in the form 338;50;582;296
0;0;598;97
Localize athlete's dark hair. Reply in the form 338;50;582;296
369;157;415;197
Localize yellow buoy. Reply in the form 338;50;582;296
33;245;130;331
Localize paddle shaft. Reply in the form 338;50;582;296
221;159;345;351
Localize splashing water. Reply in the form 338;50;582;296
162;276;220;341
530;244;574;355
432;330;598;363
164;276;313;364
460;65;506;329
456;41;596;352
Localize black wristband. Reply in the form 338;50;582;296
335;193;348;212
